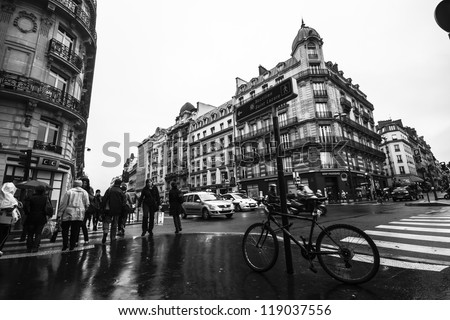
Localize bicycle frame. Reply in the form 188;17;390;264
263;208;328;256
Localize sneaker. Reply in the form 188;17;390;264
141;232;146;237
83;240;89;245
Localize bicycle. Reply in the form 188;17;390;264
242;199;380;284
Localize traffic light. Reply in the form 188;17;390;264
18;149;32;180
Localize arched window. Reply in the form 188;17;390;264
307;42;318;59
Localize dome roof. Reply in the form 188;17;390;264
291;20;322;53
179;102;196;115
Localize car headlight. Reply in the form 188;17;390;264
207;204;219;210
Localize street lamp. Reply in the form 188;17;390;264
333;112;354;203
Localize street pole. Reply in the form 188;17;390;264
272;105;293;274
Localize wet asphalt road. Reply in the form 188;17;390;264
0;226;449;300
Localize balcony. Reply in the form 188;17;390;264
315;111;333;119
50;0;97;42
298;68;329;77
33;140;63;154
313;90;328;99
341;116;382;142
48;39;83;74
340;97;352;113
279;116;298;128
0;71;87;122
235;125;272;142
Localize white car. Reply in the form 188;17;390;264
222;193;258;211
182;192;234;219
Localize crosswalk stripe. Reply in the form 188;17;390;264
400;219;450;222
343;237;450;256
379;257;448;272
390;221;450;227
411;216;450;219
376;225;450;233
0;245;96;260
364;230;450;243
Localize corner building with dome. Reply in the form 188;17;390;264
233;21;386;201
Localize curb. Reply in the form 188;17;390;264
405;202;450;207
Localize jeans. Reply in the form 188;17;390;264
79;213;89;243
142;204;155;234
26;224;45;251
102;215;119;240
172;214;182;232
61;220;82;250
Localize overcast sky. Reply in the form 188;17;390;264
84;0;450;192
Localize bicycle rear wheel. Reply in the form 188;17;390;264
316;224;380;284
242;223;279;272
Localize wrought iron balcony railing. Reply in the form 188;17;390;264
0;71;87;121
33;140;63;154
48;38;83;73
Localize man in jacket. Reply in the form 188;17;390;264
138;179;160;236
57;180;89;251
101;179;126;244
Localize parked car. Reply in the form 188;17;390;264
222;193;258;211
391;187;418;201
182;192;234;219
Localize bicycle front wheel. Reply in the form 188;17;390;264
242;223;279;272
316;224;380;284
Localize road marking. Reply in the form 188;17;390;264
365;230;450;243
379;257;448;272
410;216;450;219
0;245;95;260
400;219;450;222
390;221;450;227
344;237;450;256
375;225;450;233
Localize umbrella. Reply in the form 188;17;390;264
15;180;52;190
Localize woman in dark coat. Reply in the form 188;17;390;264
168;181;184;234
24;185;52;252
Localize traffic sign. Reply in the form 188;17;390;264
236;78;298;124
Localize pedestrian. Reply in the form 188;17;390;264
169;181;184;234
80;177;95;244
267;184;280;204
0;182;21;257
101;179;126;244
92;189;102;231
23;185;53;252
118;183;128;236
137;179;160;237
57;180;90;251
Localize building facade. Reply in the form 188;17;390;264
233;21;386;201
0;0;97;208
188;101;236;194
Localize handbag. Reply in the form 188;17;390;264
42;220;56;239
0;207;17;224
154;211;164;226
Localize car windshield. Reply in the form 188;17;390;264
199;193;220;201
233;194;249;199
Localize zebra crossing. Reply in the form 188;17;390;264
364;211;450;272
0;228;107;260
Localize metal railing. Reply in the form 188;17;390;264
0;71;87;121
48;38;83;72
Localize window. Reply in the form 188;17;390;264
211;172;216;184
210;127;215;134
203;130;206;138
220;123;224;131
56;27;74;52
319;125;332;142
47;70;68;92
37;119;59;145
227;119;232;127
394;144;400;152
397;155;403;163
399;166;405;174
392;134;397;140
307;42;318;58
279;113;288;126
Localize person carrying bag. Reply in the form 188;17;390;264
0;183;21;257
